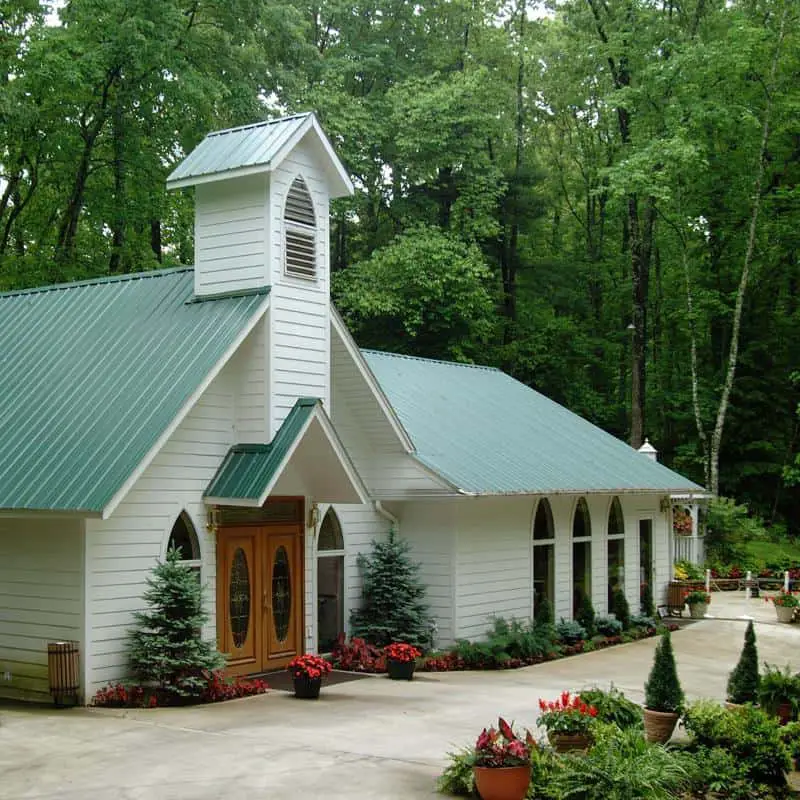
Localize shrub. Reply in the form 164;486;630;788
534;595;554;627
629;614;656;630
780;721;800;770
436;747;475;796
128;549;225;701
681;746;752;800
595;615;622;637
552;726;688;800
644;631;683;713
556;619;587;644
683;700;791;785
450;617;552;669
330;635;385;672
575;589;596;637
726;621;760;704
640;582;656;616
758;663;800;719
611;589;631;630
350;529;433;648
578;685;643;730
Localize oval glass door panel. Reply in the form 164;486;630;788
272;545;291;642
229;547;251;648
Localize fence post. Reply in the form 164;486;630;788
705;569;711;593
785;571;790;593
745;570;752;600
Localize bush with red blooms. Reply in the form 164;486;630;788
537;691;598;734
330;634;386;672
384;642;422;663
420;652;466;671
474;717;534;767
766;590;800;608
287;654;333;681
201;670;268;702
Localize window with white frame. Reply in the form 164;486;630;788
283;176;317;280
532;498;555;615
607;496;625;611
167;511;202;581
317;508;344;652
572;497;592;616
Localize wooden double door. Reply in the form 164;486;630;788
217;524;303;675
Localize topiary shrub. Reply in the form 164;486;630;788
350;528;433;648
644;631;684;713
128;548;225;701
575;589;596;636
640;582;656;617
611;588;631;630
534;595;554;627
726;620;760;704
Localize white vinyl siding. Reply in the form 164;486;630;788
194;174;269;297
0;518;83;701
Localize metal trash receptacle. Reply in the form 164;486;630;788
47;641;80;707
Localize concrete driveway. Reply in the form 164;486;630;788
1;598;798;800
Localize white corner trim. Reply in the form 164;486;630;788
100;295;271;519
330;307;415;453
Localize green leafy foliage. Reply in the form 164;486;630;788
534;596;554;628
705;497;769;566
350;529;433;649
128;549;224;700
757;664;800;719
578;686;643;730
640;583;656;617
555;619;587;644
452;617;553;669
595;615;623;637
726;621;760;704
611;590;631;631
574;590;596;637
644;631;684;713
436;747;475;796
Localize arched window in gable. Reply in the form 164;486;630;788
532;499;555;616
167;511;202;579
317;508;344;652
283;176;317;280
572;497;592;617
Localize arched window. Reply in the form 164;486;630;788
284;176;316;280
572;497;592;616
532;499;555;615
168;511;201;579
317;508;344;652
607;497;625;611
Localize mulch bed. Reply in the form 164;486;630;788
256;669;373;693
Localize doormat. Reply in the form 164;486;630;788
256;669;374;693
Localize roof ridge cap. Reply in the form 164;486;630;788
205;112;311;139
0;267;193;300
362;349;499;373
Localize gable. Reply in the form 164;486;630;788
363;350;704;496
0;269;269;514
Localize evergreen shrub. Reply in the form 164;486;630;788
726;620;760;704
595;615;623;637
640;582;656;616
534;596;554;627
611;588;631;630
644;631;684;713
575;589;596;636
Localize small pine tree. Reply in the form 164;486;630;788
612;589;631;630
534;596;554;628
644;631;684;712
350;529;433;648
129;549;224;700
640;583;656;617
726;621;760;704
575;589;596;636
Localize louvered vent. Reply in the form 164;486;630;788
284;177;316;279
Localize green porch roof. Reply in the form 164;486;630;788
362;350;703;496
205;398;318;502
0;268;268;514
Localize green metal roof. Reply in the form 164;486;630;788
167;114;310;187
0;268;268;514
362;351;703;496
205;398;318;502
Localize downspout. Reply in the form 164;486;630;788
374;500;399;530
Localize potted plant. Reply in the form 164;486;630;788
758;664;800;725
766;590;799;623
684;590;711;619
384;642;422;680
286;654;332;699
726;621;759;707
538;691;597;752
473;718;532;800
643;631;684;743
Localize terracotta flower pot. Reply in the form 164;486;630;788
547;731;592;753
688;602;707;619
386;658;415;680
292;675;322;699
643;708;679;743
473;765;530;800
775;605;796;623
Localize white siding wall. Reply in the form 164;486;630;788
549;496;574;622
0;518;83;701
229;318;268;441
331;330;447;497
394;501;455;648
453;497;534;641
194;174;269;297
269;137;330;436
84;360;238;694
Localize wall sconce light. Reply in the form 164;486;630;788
206;505;220;533
307;502;319;529
659;496;672;513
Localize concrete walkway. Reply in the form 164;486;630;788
1;595;798;800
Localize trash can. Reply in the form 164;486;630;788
47;641;80;707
